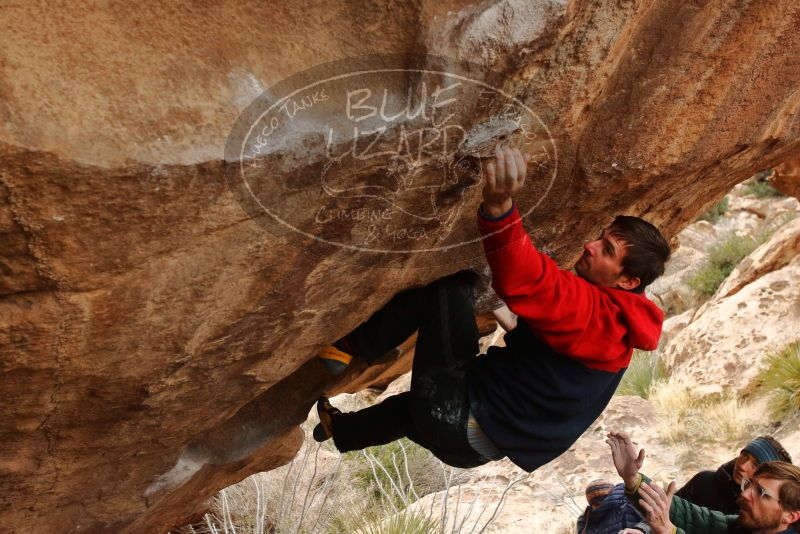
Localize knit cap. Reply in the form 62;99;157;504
743;437;783;464
585;479;614;508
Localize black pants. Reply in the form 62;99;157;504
330;271;488;468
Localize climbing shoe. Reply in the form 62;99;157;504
312;397;340;443
318;343;354;376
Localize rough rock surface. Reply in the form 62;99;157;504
2;1;800;532
648;186;800;316
648;219;717;315
774;155;800;199
662;216;800;394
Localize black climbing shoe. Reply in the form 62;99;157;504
318;344;354;376
312;397;340;442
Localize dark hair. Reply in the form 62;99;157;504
608;215;671;293
753;461;800;525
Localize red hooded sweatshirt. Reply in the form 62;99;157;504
478;203;663;371
467;203;664;472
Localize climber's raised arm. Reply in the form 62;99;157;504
480;146;530;217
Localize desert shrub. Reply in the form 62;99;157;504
178;440;350;534
353;509;438;534
687;233;761;299
617;349;666;399
697;196;729;224
742;174;783;198
350;438;452;509
758;341;800;419
172;432;515;534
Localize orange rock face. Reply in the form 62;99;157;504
2;1;800;532
774;155;800;199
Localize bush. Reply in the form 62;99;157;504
697;196;729;224
617;350;666;399
758;341;800;419
179;440;352;534
742;173;783;198
173;431;515;534
354;509;438;534
687;233;762;299
350;438;451;510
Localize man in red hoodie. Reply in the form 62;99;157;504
313;147;670;471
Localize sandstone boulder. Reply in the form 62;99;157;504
774;156;800;199
662;217;800;395
648;219;718;315
659;307;695;350
2;1;800;532
715;215;800;300
648;190;800;316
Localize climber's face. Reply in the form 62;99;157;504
575;227;640;291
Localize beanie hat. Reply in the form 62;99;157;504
585;479;614;508
743;437;783;464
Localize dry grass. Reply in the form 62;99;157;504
648;379;764;469
174;439;355;534
172;426;513;534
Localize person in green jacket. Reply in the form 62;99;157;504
606;431;800;534
675;436;793;516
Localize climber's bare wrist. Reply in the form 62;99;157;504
482;198;513;218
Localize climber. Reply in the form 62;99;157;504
312;146;672;471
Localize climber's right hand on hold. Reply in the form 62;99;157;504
481;146;530;218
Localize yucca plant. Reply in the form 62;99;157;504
354;509;438;534
617;349;666;399
758;341;800;419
